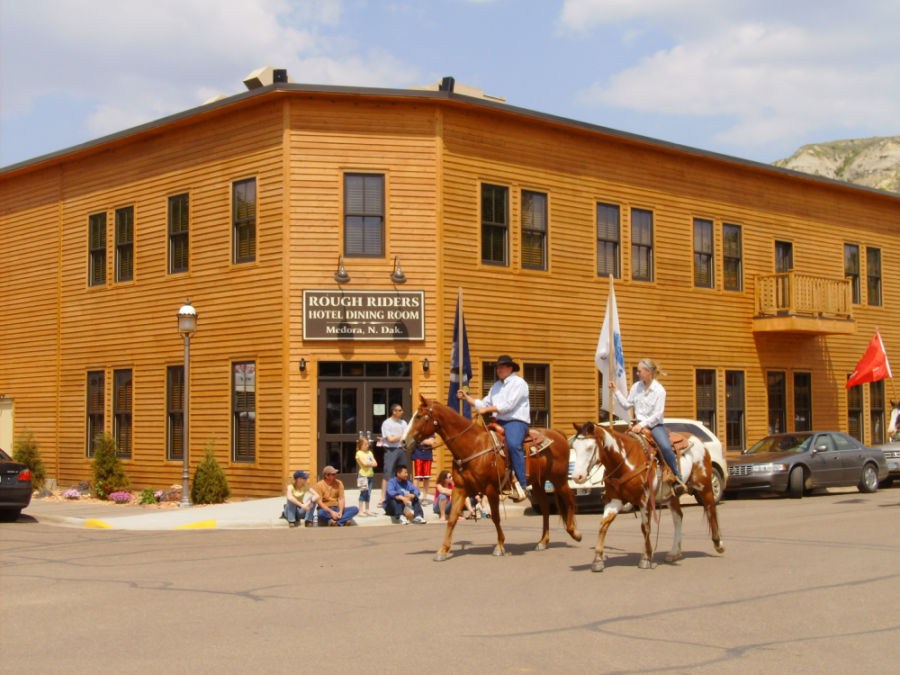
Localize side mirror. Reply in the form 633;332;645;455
813;444;828;453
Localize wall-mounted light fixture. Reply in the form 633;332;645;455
334;256;350;284
423;358;430;372
390;256;407;284
299;358;307;372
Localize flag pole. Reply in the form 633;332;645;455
458;287;464;416
608;274;615;425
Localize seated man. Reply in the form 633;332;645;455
384;464;427;525
314;466;359;527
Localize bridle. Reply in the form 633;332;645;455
408;402;479;452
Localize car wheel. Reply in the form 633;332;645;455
0;509;21;523
858;463;879;494
788;467;804;499
696;467;724;505
879;477;894;489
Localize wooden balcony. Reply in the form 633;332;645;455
753;272;856;334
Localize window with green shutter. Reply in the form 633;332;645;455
86;371;105;457
167;365;184;460
169;194;189;274
233;179;256;264
597;203;620;278
89;213;107;286
115;206;134;283
481;184;508;266
113;369;133;459
521;190;547;271
344;174;384;257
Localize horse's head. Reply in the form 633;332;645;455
401;394;438;451
571;422;599;484
889;400;900;441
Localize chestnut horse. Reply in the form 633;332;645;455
571;422;724;572
402;396;581;561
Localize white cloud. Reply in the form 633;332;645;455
564;2;900;148
0;0;418;138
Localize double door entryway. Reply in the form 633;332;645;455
317;361;413;485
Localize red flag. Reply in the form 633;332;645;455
846;330;893;388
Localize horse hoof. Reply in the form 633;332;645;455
664;553;681;563
571;530;582;543
591;561;605;573
492;547;505;557
715;542;726;554
535;542;547;552
638;559;652;570
433;552;448;562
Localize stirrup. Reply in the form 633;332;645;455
510;481;527;503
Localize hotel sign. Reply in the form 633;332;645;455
303;290;425;341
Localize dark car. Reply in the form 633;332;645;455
0;447;33;521
725;431;889;499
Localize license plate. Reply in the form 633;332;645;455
577;488;591;496
889;462;898;470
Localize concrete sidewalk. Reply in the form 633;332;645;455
23;488;531;530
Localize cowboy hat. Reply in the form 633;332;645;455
496;355;520;372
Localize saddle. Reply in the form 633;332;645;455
630;428;692;485
488;424;554;457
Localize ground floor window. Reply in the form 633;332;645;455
870;380;885;444
767;371;786;435
725;371;745;451
233;362;256;462
695;369;716;433
482;361;550;426
847;377;863;442
794;372;812;432
113;369;133;459
86;371;105;457
167;365;184;461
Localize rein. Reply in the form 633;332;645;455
409;404;495;470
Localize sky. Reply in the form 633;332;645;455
2;0;899;168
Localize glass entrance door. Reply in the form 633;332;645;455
317;362;412;485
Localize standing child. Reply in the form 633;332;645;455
355;436;377;517
412;435;435;505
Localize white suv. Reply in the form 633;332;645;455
531;418;728;513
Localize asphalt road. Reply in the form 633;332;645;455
3;487;900;674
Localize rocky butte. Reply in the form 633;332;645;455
772;136;900;194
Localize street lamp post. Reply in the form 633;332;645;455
177;299;198;508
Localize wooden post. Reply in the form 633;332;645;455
608;274;615;423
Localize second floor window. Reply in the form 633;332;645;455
521;190;547;270
631;208;653;281
344;174;384;257
693;218;713;288
233;178;256;264
845;243;860;304
481;184;508;266
723;224;742;291
597;203;620;278
113;369;133;459
867;247;882;307
169;193;189;274
89;213;107;286
115;206;134;283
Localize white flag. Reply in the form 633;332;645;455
595;284;630;421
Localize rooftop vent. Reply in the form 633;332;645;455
243;66;295;90
408;77;505;103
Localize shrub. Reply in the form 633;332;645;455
108;491;133;503
138;489;157;505
91;433;129;499
12;429;47;492
191;438;231;505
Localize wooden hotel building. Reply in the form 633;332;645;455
2;76;899;496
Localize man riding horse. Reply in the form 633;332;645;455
457;355;530;502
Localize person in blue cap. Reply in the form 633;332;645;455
284;470;320;528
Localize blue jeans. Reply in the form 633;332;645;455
651;424;681;480
433;494;452;515
385;496;423;519
316;505;359;526
359;476;373;504
284;501;315;523
498;419;528;487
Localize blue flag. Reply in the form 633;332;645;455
448;293;473;418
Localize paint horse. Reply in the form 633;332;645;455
888;400;900;440
402;396;580;561
571;422;724;572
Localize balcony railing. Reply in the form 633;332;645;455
755;272;853;318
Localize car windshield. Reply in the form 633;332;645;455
745;434;813;454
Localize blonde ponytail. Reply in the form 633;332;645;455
638;358;667;379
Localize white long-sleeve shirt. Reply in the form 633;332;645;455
474;373;531;424
613;379;666;429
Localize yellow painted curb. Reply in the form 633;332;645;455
84;519;113;529
174;520;217;530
